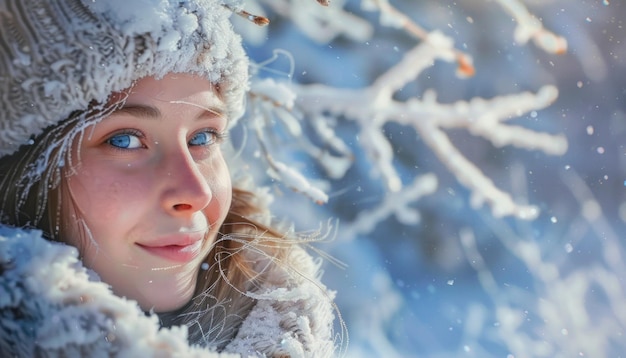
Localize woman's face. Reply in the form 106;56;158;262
63;73;232;312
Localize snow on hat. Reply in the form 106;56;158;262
0;0;249;158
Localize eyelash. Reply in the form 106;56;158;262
105;129;144;151
188;129;227;149
104;129;227;151
201;129;227;145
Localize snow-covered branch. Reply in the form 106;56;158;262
341;173;438;240
255;30;566;219
494;0;568;54
234;0;374;45
238;0;568;223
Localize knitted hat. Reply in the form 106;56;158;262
0;0;249;158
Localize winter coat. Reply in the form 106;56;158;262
0;225;336;357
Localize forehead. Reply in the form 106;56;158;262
124;73;224;110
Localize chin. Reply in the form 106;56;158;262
137;284;195;313
117;269;199;313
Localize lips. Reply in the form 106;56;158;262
137;233;205;263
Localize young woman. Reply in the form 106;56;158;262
0;0;337;356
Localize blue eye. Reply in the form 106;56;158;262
189;130;219;146
107;132;142;149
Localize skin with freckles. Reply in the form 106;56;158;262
62;73;232;312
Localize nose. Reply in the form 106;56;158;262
159;148;212;216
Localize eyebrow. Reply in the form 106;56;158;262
114;104;161;118
112;104;226;121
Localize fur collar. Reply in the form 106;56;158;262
0;225;336;357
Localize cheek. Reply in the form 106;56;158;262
66;168;148;224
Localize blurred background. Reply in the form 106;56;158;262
233;0;626;356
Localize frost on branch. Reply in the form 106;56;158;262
238;0;568;223
342;174;438;240
247;77;332;204
494;0;568;54
233;0;373;45
288;30;566;220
